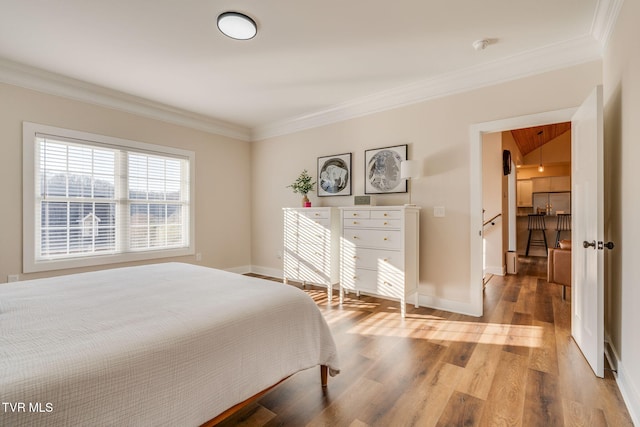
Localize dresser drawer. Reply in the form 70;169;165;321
344;229;402;250
298;209;330;220
352;248;404;271
295;226;331;244
375;271;405;299
342;268;378;292
343;218;401;229
371;210;402;220
290;242;330;259
288;227;330;247
342;268;404;296
298;261;330;285
342;209;371;219
284;253;330;284
294;214;331;228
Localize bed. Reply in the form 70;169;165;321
0;262;339;426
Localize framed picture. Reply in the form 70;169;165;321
317;152;352;197
364;144;407;194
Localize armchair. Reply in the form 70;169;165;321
547;240;572;300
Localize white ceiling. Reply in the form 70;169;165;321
0;1;620;140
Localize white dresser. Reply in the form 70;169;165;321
339;206;420;317
283;207;340;300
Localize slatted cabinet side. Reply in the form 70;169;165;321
283;207;340;299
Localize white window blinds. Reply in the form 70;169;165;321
126;152;189;251
24;122;194;272
38;138;118;259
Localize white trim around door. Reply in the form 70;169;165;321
468;107;577;316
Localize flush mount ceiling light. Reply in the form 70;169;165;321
217;12;257;40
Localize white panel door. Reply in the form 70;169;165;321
571;85;604;378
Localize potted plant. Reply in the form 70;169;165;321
287;169;316;207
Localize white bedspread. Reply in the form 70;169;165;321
0;262;339;426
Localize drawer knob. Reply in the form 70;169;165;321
353;236;358;239
314;213;320;216
383;237;388;241
383;258;388;262
384;221;388;225
353;221;358;225
352;255;358;259
384;281;391;286
384;213;388;217
353;276;357;280
353;213;357;217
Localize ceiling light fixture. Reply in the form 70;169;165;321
537;130;545;172
217;12;257;40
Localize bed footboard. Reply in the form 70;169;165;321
203;365;329;426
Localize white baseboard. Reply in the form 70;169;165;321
416;294;479;317
224;265;253;275
484;265;506;276
616;361;640;426
250;265;284;279
605;334;640;426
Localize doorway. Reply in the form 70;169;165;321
485;123;572;274
472;87;605;378
469;108;577;316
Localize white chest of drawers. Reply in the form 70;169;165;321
339;206;420;317
283;207;340;300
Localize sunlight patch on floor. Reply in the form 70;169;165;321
346;314;544;348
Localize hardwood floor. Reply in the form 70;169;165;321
219;257;632;426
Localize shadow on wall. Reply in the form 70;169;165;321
604;81;623;358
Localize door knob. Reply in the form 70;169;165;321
583;240;596;249
603;241;615;250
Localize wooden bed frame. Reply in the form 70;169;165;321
201;365;328;426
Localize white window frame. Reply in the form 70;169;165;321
23;122;196;273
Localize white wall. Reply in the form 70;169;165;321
603;0;640;422
251;61;602;313
482;132;504;275
0;83;253;282
501;131;523;253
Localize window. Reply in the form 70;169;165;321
23;122;195;272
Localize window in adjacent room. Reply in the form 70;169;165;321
23;122;195;273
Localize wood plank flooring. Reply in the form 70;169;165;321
218;257;632;426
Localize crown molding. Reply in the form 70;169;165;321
252;35;602;141
4;1;620;144
0;58;252;141
591;0;625;49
